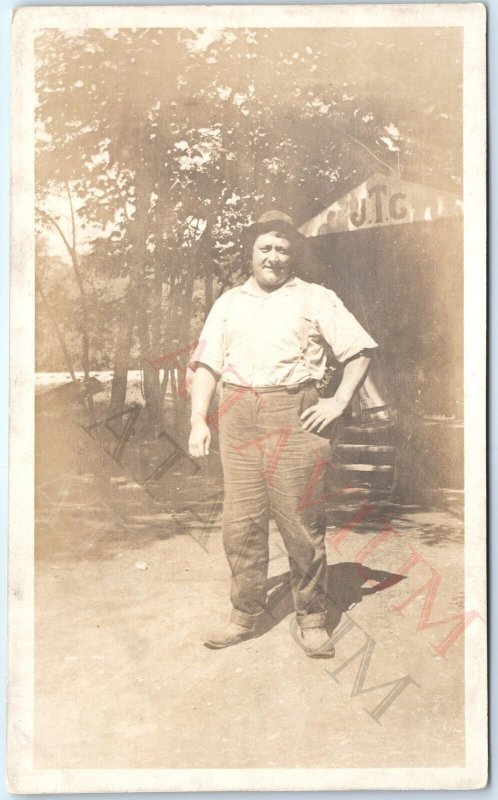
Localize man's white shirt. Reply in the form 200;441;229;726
193;275;377;388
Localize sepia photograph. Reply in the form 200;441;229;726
8;3;487;793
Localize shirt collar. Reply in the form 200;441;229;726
241;274;300;296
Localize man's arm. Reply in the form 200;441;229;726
188;364;219;457
300;354;371;434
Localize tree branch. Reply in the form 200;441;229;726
66;181;77;252
39;206;92;379
35;275;77;382
39;209;74;262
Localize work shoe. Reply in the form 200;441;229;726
204;621;256;649
299;627;335;658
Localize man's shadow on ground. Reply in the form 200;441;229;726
259;563;406;636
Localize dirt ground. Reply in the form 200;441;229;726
33;385;468;770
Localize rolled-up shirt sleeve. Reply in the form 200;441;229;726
315;286;378;363
190;295;226;375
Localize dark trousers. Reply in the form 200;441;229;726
218;382;331;631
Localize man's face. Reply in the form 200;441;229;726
252;231;293;290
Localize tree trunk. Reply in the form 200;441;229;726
204;255;214;314
137;280;165;438
109;306;136;416
108;170;151;417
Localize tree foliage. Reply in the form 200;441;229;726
35;25;462;428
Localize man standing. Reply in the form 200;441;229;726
188;211;377;657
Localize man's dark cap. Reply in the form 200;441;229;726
242;210;307;246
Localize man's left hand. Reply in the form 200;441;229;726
300;396;348;433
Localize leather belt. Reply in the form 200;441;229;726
222;379;317;395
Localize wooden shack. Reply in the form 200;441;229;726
300;173;464;495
